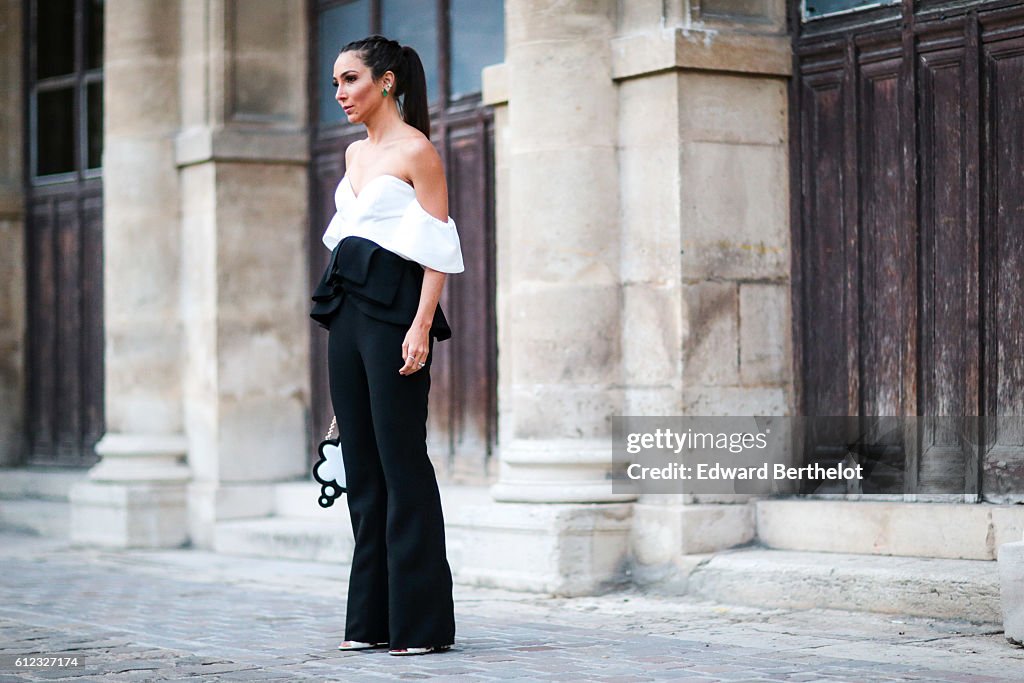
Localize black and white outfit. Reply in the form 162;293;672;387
310;172;464;650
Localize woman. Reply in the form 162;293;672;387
310;35;463;656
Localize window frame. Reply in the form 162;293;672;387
801;0;902;22
26;0;104;185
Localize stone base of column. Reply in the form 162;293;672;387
450;501;633;596
632;502;755;557
628;502;755;591
69;433;190;548
187;480;280;549
489;439;638;504
1000;541;1024;645
69;482;189;548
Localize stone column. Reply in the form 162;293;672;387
454;0;635;596
175;0;309;548
491;0;629;504
70;0;191;547
0;0;25;467
613;0;792;585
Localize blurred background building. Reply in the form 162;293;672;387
1;0;1023;636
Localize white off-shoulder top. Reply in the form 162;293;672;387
321;174;465;274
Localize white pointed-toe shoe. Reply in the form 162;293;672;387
388;644;452;656
337;640;388;651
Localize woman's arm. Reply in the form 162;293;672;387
398;139;451;376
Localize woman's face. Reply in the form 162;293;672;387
333;51;391;124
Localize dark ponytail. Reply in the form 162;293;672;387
340;35;431;141
399;46;430;141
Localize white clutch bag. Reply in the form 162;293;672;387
313;416;347;508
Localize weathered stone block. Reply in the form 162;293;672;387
623;386;684;416
739;282;791;385
631;501;754;563
509;147;619;283
760;500;1024;560
623;283;682;385
680;140;789;281
619;72;680;147
682;281;739;386
612;29;792;81
507;0;616;49
507;282;620;384
681;385;790;415
218;396;307;482
619;145;681;284
229;0;306;123
509;40;615;147
618;0;669;33
451;500;633;595
506;385;624;442
678;71;787;146
70;481;189;549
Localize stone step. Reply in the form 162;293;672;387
756;499;1024;560
0;467;87;501
211;513;483;577
272;480;494;519
213;516;354;564
273;481;329;518
215;483;494;567
0;467;83;538
687;547;1002;623
0;499;70;538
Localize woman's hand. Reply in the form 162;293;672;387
400;323;431;375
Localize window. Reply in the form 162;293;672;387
382;0;440;99
449;0;504;101
318;0;371;126
29;0;104;180
803;0;900;21
314;0;505;127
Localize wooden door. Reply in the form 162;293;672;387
23;0;105;466
790;0;1024;500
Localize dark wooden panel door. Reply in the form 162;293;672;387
915;17;981;496
431;107;497;481
23;0;105;466
790;0;1024;500
980;21;1024;501
25;182;104;467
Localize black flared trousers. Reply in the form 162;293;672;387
327;294;456;649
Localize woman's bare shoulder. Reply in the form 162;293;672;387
344;139;365;168
401;136;443;181
400;134;447;220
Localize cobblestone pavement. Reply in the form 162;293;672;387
0;532;1021;682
